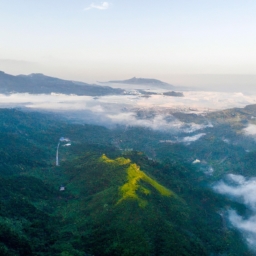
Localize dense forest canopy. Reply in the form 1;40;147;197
0;107;255;255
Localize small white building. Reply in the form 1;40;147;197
59;186;65;191
192;159;201;164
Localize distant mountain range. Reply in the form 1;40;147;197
0;71;124;96
0;71;183;97
107;77;174;87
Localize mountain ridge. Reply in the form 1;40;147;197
0;71;125;96
106;77;174;87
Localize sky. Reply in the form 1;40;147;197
0;0;256;86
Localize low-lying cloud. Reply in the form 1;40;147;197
243;124;256;137
0;90;255;134
135;91;256;111
181;133;206;143
106;112;209;133
228;210;256;250
214;174;256;209
0;93;213;133
214;174;256;250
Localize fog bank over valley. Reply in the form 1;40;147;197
0;89;255;135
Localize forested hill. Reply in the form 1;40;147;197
0;108;252;255
0;71;124;96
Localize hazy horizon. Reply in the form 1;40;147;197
1;69;256;93
1;1;256;87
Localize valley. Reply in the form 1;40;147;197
0;104;255;255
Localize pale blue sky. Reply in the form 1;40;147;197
0;0;256;84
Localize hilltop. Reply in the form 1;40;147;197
107;77;173;87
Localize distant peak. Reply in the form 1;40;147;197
28;73;45;77
107;77;173;87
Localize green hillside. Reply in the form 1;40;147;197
0;108;252;255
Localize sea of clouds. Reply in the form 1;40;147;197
1;90;255;111
0;90;255;134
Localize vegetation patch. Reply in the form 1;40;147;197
100;154;131;165
101;155;173;207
